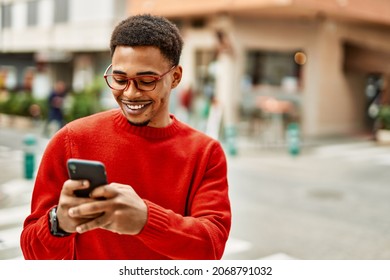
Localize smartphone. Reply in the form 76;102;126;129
67;158;107;197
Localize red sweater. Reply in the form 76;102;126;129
21;109;231;260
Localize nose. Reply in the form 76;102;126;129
122;80;141;98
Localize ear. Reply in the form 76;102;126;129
171;66;183;89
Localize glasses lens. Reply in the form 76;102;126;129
134;77;157;91
106;74;128;90
105;75;158;91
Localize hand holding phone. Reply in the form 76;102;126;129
67;158;107;197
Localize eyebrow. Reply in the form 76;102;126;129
112;70;159;76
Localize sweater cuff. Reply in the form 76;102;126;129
37;209;75;250
137;200;169;242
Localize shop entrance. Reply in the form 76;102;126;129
344;42;390;137
364;74;385;135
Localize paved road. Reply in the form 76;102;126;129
225;141;390;260
1;124;390;260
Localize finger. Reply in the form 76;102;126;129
68;200;105;218
90;184;117;199
62;179;90;196
75;213;108;234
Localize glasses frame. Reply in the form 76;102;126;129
103;64;176;92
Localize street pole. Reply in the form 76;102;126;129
214;15;238;156
23;134;37;179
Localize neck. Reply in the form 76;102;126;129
147;115;173;128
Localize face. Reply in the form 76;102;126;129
110;46;182;127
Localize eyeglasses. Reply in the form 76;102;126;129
103;64;176;92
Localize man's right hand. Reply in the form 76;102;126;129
56;179;104;233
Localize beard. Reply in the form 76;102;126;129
128;119;150;127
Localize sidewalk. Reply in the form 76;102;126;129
0;119;49;259
0;179;33;259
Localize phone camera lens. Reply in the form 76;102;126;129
69;164;76;172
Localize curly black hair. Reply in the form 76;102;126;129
110;14;183;66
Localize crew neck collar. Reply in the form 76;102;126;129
112;109;182;139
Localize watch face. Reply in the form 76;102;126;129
49;207;58;233
49;207;70;237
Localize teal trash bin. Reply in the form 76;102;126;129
23;134;37;179
286;122;300;156
224;125;238;156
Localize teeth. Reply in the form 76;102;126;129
126;104;145;110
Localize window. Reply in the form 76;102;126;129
54;0;69;23
27;1;38;26
246;50;301;87
1;3;12;28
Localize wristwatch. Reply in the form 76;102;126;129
49;207;71;237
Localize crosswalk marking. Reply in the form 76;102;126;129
0;178;33;259
0;227;22;249
223;237;252;258
312;142;390;165
0;146;11;153
0;146;22;159
0;226;23;260
258;253;296;260
0;204;29;228
0;178;34;196
259;252;296;260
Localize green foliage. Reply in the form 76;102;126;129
64;93;100;122
0;91;46;118
64;77;105;122
0;77;106;122
377;105;390;130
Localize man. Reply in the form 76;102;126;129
21;14;231;260
43;80;67;136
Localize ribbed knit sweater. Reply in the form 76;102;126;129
21;109;231;260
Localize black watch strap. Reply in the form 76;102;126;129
49;207;71;237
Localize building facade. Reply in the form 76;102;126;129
129;0;390;139
1;0;390;140
0;0;126;105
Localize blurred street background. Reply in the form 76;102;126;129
1;119;390;260
1;0;390;260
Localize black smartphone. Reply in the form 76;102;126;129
67;158;107;197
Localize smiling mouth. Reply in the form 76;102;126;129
126;104;145;110
122;100;152;112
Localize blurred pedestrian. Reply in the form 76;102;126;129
176;84;194;123
179;84;193;113
21;14;231;260
43;80;67;136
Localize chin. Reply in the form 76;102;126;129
128;119;150;127
120;108;151;127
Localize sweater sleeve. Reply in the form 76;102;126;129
20;127;76;260
136;142;231;260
